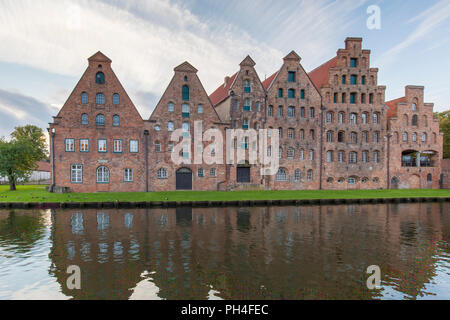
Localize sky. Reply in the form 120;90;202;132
0;0;449;138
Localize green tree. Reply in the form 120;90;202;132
436;110;450;159
0;138;36;190
11;125;48;160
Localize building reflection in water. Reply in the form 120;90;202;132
1;203;447;299
37;202;449;300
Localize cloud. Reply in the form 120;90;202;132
377;0;450;64
0;89;58;137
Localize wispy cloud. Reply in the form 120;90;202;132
0;89;58;137
377;0;450;64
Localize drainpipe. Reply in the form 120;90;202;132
144;130;149;192
319;104;324;190
50;127;56;193
386;133;391;189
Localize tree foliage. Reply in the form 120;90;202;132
0;125;48;191
436;110;450;159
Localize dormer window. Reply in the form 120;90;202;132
96;72;105;84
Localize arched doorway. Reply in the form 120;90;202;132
408;174;421;189
391;177;399;189
176;168;192;190
237;162;250;183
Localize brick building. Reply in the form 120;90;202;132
48;38;445;192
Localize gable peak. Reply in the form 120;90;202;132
88;51;112;63
174;61;198;73
240;55;256;67
283;50;301;62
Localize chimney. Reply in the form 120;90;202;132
224;76;230;87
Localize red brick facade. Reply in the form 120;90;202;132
49;38;445;192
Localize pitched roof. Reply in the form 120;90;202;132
308;57;338;90
240;55;256;67
283;50;301;61
262;72;278;90
385;97;406;119
88;51;112;63
174;61;198;73
209;72;238;106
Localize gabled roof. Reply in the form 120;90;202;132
262;72;278;90
283;50;301;61
174;61;198;73
240;55;256;67
209;72;238;106
88;51;112;63
385;97;406;119
308;57;338;90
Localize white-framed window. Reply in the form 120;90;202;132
168;102;174;112
348;177;356;184
309;149;314;161
299;149;304;160
326;112;333;123
412;103;417;111
197;104;203;114
294;169;301;181
338;151;344;163
373;113;379;124
157;168;168;179
349;151;357;164
70;164;83;183
182;103;190;118
307;170;313;181
338;112;344;124
198;168;204;177
210;168;216;177
276;168;287;181
155;141;161;152
182;122;190;137
168;122;174;131
96;166;109;183
403;132;408;142
124;168;133;182
326;151;333;163
350;113;357;125
362;113;367;124
130;140;139;153
80;139;89;152
98;139;107;153
362;151;369;163
65;138;75;152
113;140;122;153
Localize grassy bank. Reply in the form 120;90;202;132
0;185;449;203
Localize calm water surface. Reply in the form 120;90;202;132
0;203;449;300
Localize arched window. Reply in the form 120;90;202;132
182;103;190;118
374;151;380;163
327;131;333;142
96;72;105;84
96;166;109;183
326;151;333;163
373;112;379;124
81;92;88;104
112;115;120;127
113;93;120;105
299;149;305;160
96;93;105;104
168;121;174;131
310;129;315;140
362;131;369;143
351;132;358;144
276;168;287;181
362;112;368;124
288;128;295;139
338;112;344;124
299;129;305;140
182;122;190;137
287;147;295;159
362;151;369;163
338;151;345;163
157;168;168;179
402;132;408;142
349;151;357;164
422;132;427;142
427;173;432;182
412;103;417;111
350;113;357;125
96;114;105;126
182;85;190;101
412;114;418;126
81;113;88;125
293;169;301;182
338;131;345;143
278;147;283;159
412;132;417;142
278;127;283;139
326;112;333;123
309;149;315;161
307;170;313;181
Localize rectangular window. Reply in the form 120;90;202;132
361;76;366;85
65;138;75;152
278;106;283;117
300;107;305;118
278;88;283;98
350;75;357;85
130;140;139;153
350;58;357;68
70;164;83;183
124;168;133;182
288;89;295;98
309;108;315;118
198;168;204;177
268;106;273;117
243;99;251;111
350;93;356;104
168;142;174;153
80;139;89;152
113;139;122;153
182;104;190;118
210;168;216;177
288;71;295;82
168;102;174;112
300;89;305;99
288;106;295;118
342;75;346;84
98;139;107;153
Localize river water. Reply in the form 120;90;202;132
0;202;449;300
